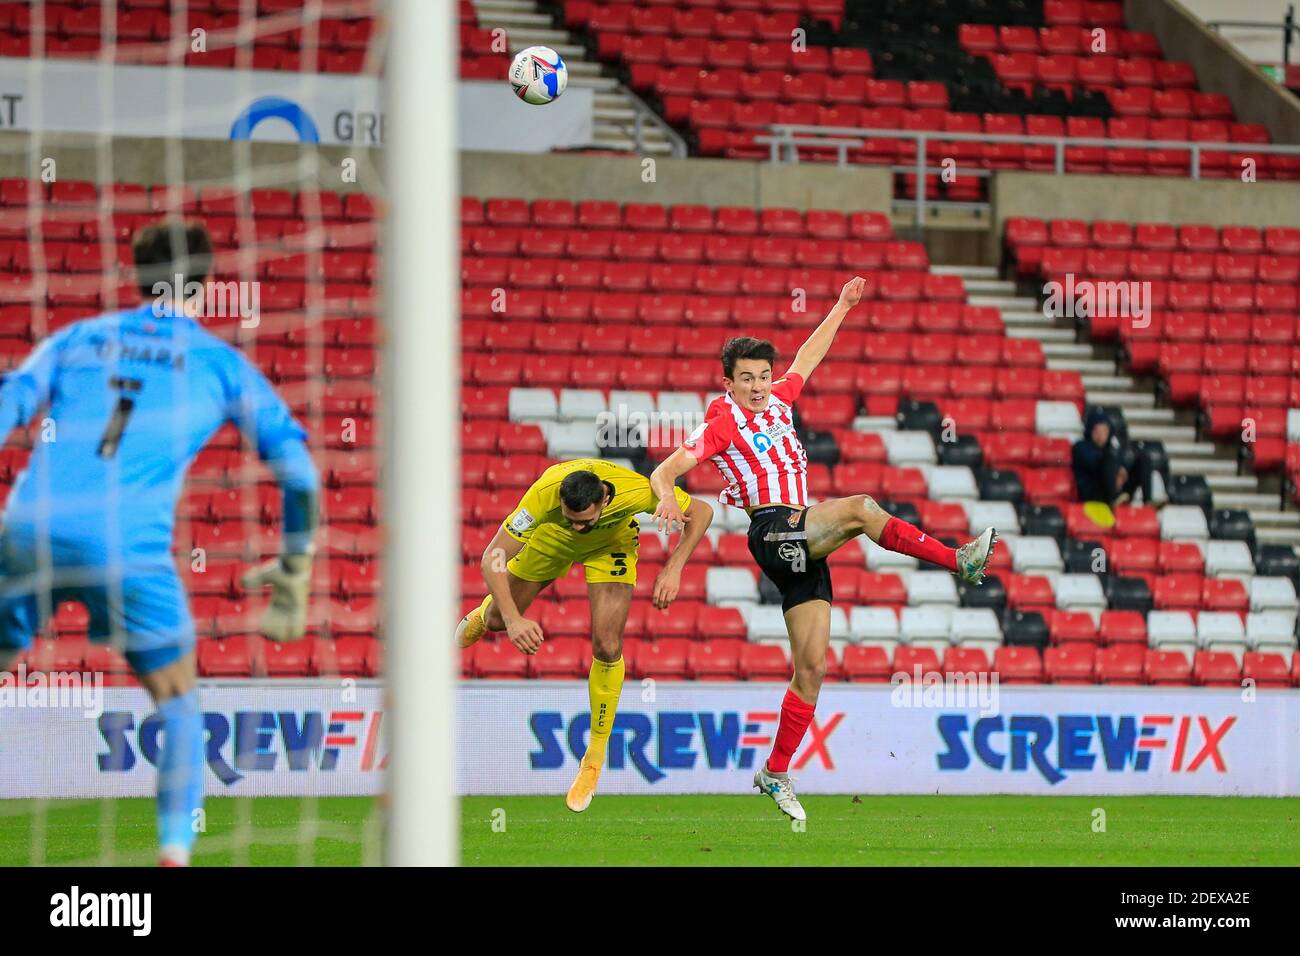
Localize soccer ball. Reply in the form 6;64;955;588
508;46;568;105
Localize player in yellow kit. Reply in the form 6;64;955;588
457;458;714;811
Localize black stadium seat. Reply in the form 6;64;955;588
937;434;983;469
799;428;840;466
1254;544;1300;588
959;574;1006;613
1002;609;1049;649
977;467;1024;503
1019;503;1065;542
1065;538;1105;574
1104;575;1153;615
1168;474;1213;517
1210;508;1256;550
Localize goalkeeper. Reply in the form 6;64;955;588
0;221;319;866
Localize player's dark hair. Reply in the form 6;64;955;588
133;221;214;297
560;470;607;512
721;336;776;379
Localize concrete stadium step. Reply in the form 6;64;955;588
475;0;541;11
968;295;1040;312
1170;457;1241;475
1215;492;1284;509
1081;374;1137;391
1255;527;1300;545
932;265;999;279
1006;326;1073;342
1047;357;1115;375
1250;510;1299;527
474;8;554;28
999;310;1053;328
1204;474;1263;491
1122;407;1177;424
1043;346;1098;364
571;75;622;92
962;279;1017;296
1086;390;1154;407
1128;424;1197;443
1162;441;1217;456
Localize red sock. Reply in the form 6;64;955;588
767;688;816;774
878;516;958;572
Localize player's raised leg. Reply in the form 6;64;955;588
456;573;551;648
566;579;632;812
754;599;829;822
804;494;997;584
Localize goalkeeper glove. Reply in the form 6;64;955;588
241;552;313;642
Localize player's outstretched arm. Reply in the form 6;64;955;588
479;526;543;654
231;356;321;642
649;447;700;534
652;496;713;610
0;327;68;440
785;275;865;384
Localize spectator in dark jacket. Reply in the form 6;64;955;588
1073;409;1152;506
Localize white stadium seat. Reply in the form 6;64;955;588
508;387;558;422
607;389;655;421
557;388;607;422
962;500;1020;535
925;465;978;499
1008;536;1064;573
910;638;952;658
1196;611;1245;649
1250;576;1299;613
1147;610;1196;648
829;607;850;641
713;505;750;533
1288;408;1300;442
906;571;959;606
882;430;936;466
864;537;918;570
899;606;952;642
743;605;789;643
545;421;599;459
1245;612;1297;651
950;608;1002;643
850;606;899;643
1035;400;1083;436
1203;540;1254;578
1159;505;1209;540
705;567;759;605
655;391;704;417
1054;573;1106;611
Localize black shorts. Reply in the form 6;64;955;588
746;505;833;612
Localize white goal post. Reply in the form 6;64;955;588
382;0;458;866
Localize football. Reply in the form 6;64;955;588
508;45;568;105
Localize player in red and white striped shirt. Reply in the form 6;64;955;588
649;276;997;822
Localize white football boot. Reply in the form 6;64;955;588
754;764;807;822
956;527;998;585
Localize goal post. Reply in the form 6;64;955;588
382;0;459;866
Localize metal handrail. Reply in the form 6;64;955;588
760;123;1300;229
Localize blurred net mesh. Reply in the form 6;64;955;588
0;0;388;866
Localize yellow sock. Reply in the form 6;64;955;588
586;656;625;768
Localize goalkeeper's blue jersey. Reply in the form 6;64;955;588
0;303;315;570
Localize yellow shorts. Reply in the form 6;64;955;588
507;521;639;586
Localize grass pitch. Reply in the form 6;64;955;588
459;794;1300;866
2;794;1296;865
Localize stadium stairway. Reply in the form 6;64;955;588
974;262;1300;551
469;0;680;154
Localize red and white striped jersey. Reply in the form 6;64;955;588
681;373;808;509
